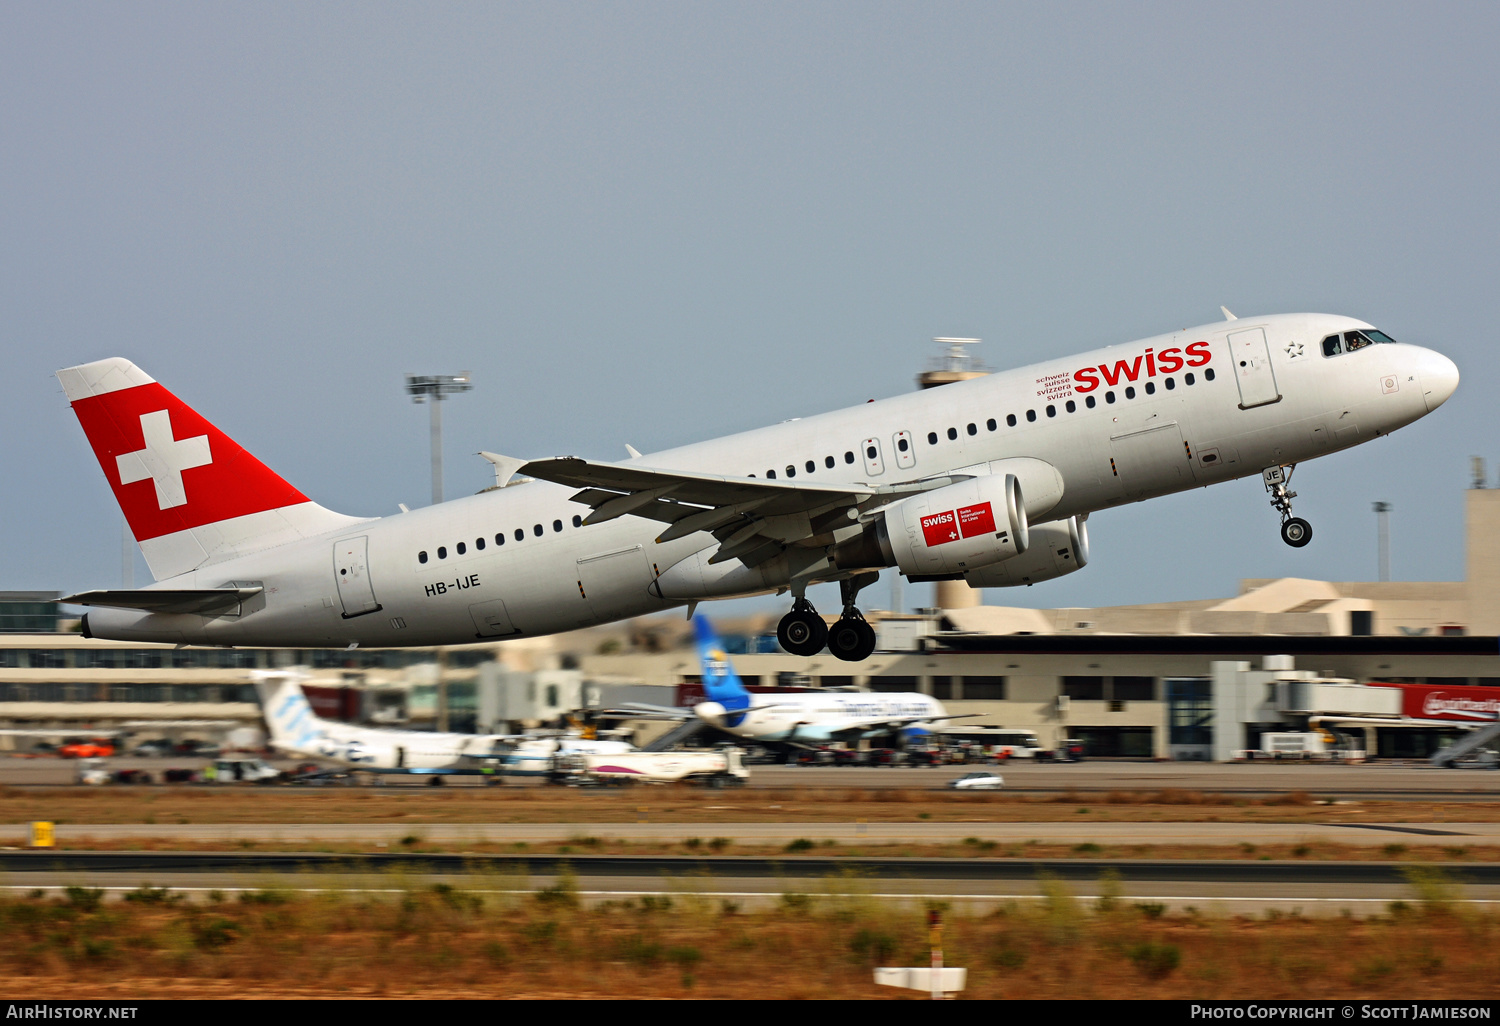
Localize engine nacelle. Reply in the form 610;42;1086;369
881;474;1029;577
963;516;1088;588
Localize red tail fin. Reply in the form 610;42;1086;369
58;358;363;580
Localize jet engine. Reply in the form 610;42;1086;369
833;473;1029;577
962;516;1088;587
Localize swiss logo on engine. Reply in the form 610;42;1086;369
920;510;959;547
957;502;996;538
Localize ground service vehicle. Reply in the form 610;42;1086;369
552;748;748;787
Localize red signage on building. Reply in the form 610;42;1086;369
1367;682;1500;723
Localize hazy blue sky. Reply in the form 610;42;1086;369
3;2;1496;617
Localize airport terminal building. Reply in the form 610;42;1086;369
3;486;1499;761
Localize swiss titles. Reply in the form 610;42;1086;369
1035;371;1073;400
1071;341;1211;393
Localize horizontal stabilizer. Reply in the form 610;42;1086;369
61;587;263;616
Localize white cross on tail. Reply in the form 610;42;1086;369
115;409;212;509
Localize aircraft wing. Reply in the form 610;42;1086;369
828;712;984;738
60;588;263;616
518;455;970;567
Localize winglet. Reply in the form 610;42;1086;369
477;452;528;489
625;444;642;459
1221;306;1238;321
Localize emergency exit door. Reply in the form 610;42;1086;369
333;536;381;618
1227;328;1282;409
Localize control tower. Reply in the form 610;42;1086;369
917;338;989;610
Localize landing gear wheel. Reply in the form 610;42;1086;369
828;616;877;662
778;602;827;656
1281;517;1312;548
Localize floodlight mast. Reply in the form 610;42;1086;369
405;373;473;506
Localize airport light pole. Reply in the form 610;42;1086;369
405;373;473;506
1373;502;1392;582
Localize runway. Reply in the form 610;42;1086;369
3;820;1499;846
4;757;1499;797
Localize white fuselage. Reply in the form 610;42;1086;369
274;718;512;772
704;692;947;744
88;314;1454;647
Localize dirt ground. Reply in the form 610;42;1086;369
6;784;1500;826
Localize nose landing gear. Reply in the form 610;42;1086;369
1264;465;1313;548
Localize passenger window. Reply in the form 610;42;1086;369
967;423;977;435
514;529;524;542
475;537;485;550
1006;414;1017;427
946;427;957;440
418;551;428;564
1045;405;1056;418
986;418;996;431
1106;391;1116;404
805;460;815;473
844;451;855;464
897;438;909;452
927;432;938;445
1185;373;1195;386
1125;386;1135;399
1026;409;1036;422
553;520;562;532
1145;381;1155;395
825;456;835;468
785;465;796;478
572;515;582;527
456;542;466;555
1205;368;1216;381
533;524;543;537
1164;377;1175;390
437;546;447;559
1065;400;1076;413
1085;395;1096;409
1344;330;1372;352
495;534;505;546
767;469;776;479
866;445;877;459
1322;334;1342;357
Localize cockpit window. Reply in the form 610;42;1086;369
1364;329;1398;345
1322;334;1342;357
1344;330;1373;352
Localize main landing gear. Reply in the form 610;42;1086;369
776;572;880;662
1264;464;1312;548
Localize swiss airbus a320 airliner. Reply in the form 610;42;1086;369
58;312;1457;662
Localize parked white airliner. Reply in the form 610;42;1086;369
253;670;510;778
58;313;1457;660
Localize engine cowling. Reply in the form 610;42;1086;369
880;473;1028;577
963;516;1088;587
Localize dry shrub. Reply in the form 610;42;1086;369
1262;791;1316;806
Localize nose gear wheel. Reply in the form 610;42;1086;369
1263;464;1312;548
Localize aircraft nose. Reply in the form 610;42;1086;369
1416;348;1460;412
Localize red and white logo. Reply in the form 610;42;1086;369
114;410;212;510
956;502;996;538
921;510;959;547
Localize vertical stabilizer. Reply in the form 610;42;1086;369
57;357;368;580
693;615;751;712
252;670;328;754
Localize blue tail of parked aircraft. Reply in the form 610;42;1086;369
693;615;751;712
